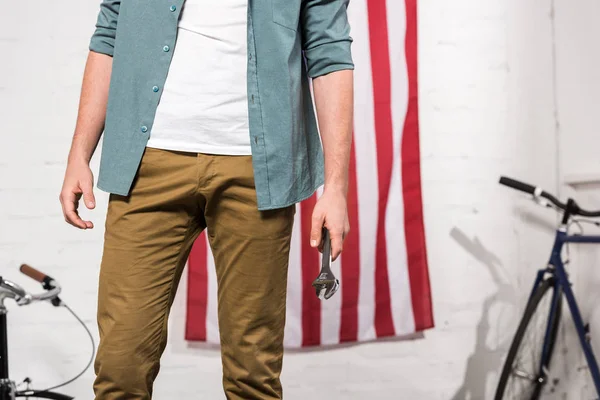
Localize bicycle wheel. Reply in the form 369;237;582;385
15;390;74;400
495;277;562;400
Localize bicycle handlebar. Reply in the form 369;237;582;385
0;265;62;306
0;278;27;298
499;176;600;217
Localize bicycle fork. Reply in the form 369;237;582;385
0;305;15;400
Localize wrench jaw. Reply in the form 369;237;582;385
324;279;340;300
312;278;340;300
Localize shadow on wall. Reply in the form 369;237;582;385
449;227;518;400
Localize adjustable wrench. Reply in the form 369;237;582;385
311;227;340;300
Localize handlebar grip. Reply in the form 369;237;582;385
20;264;49;283
499;176;537;195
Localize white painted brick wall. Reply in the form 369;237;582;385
1;0;598;398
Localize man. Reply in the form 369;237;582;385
60;0;353;398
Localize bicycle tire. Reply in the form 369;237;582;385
495;277;562;400
15;390;74;400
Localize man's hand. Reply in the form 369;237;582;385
310;188;350;262
60;160;96;229
59;51;114;229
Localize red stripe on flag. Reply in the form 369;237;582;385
339;138;360;342
402;0;434;331
367;0;395;337
185;231;209;341
301;195;321;346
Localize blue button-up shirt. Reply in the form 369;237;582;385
89;0;354;210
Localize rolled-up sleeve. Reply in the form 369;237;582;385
89;0;121;57
301;0;354;78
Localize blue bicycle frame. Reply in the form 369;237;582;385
533;228;600;395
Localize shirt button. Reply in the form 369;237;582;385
249;53;252;60
170;5;177;11
251;94;255;104
152;86;159;92
141;126;148;133
163;45;170;52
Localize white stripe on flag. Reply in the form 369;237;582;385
385;0;416;336
284;203;303;347
321;256;342;345
348;1;378;342
206;235;220;343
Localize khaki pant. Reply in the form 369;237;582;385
93;147;295;399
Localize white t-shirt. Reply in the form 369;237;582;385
146;0;251;155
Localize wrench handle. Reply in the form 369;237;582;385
321;226;332;271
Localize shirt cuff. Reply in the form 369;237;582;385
305;40;354;79
89;35;115;57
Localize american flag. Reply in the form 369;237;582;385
185;0;433;347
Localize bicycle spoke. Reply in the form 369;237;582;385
511;369;536;382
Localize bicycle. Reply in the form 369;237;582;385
494;176;600;399
0;265;95;400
